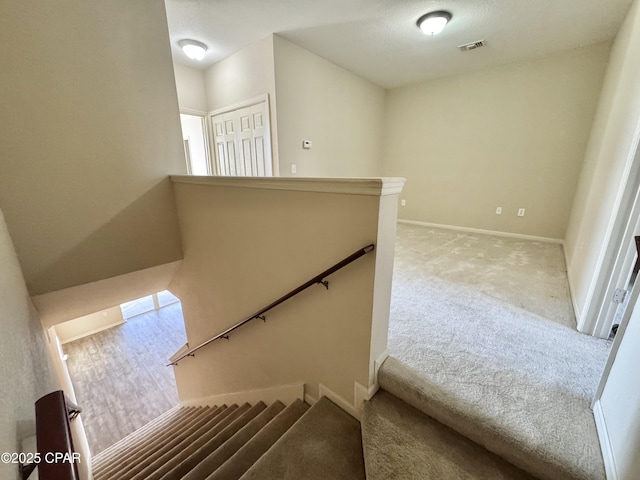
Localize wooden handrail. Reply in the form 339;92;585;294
32;390;79;480
168;243;375;366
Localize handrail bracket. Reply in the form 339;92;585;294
19;462;37;480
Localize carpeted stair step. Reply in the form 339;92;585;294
379;355;603;480
93;406;206;477
126;404;236;480
239;397;365;480
125;405;229;480
158;402;266;480
180;401;286;480
136;404;246;480
362;389;537;480
93;404;242;480
96;406;218;480
93;405;183;466
208;399;310;480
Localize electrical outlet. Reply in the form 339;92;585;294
401;199;406;207
517;208;525;217
291;164;297;174
496;207;502;215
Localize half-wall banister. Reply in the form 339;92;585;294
168;243;375;366
21;391;80;480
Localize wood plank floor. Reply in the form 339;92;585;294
63;302;187;455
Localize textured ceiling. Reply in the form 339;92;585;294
165;0;634;88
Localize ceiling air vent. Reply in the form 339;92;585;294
458;40;485;52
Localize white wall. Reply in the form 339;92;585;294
180;114;209;175
174;63;208;112
273;35;386;177
55;306;125;344
204;35;280;173
0;0;186;295
32;261;181;327
564;0;640;327
0;209;58;480
382;43;611;240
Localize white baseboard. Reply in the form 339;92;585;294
593;400;618;480
181;382;304;408
374;349;389;383
59;319;125;344
304;392;318;406
398;219;564;244
315;381;377;421
319;383;359;420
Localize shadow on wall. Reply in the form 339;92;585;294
27;178;184;296
0;209;58;478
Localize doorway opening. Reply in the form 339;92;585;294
180;113;211;175
53;291;187;455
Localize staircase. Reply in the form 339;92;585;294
92;397;365;480
92;358;604;480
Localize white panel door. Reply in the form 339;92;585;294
251;102;272;176
209;99;272;177
211;114;229;175
236;106;254;176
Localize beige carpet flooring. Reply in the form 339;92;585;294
384;223;612;479
394;223;575;328
362;390;537;480
63;302;187;455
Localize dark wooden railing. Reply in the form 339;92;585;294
168;243;375;366
21;390;80;480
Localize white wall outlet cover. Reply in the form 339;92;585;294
496;207;502;215
401;199;406;206
517;208;525;217
291;164;297;174
302;140;312;149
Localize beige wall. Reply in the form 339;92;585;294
382;43;611;240
273;35;386;178
0;209;58;479
204;35;279;173
174;63;208;112
168;176;401;410
0;0;186;295
32;261;181;328
45;326;92;479
564;0;640;327
55;306;125;344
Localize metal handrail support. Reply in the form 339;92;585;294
167;243;375;366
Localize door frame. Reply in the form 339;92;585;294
578;118;640;337
591;172;640;339
180;109;212;175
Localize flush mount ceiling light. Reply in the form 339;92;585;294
417;11;452;35
179;39;208;61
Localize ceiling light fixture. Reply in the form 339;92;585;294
417;11;452;36
179;39;208;61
